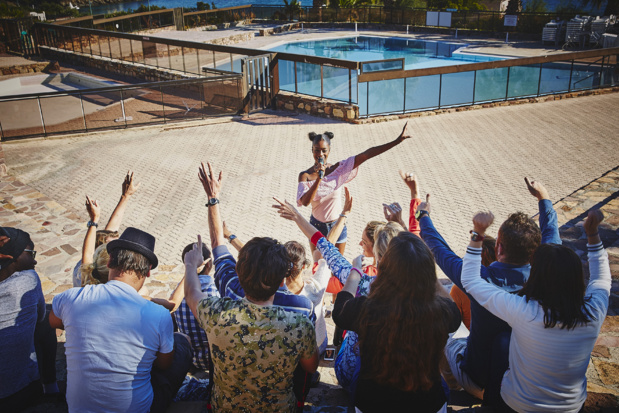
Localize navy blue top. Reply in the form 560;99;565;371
419;199;560;388
213;245;316;324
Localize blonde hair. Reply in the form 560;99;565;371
81;243;110;286
372;221;406;263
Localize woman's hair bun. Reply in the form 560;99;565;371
324;132;334;140
308;132;318;141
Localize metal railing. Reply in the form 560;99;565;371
0;76;243;140
355;47;619;117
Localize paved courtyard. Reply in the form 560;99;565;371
2;91;619;411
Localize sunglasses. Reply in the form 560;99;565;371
24;249;37;259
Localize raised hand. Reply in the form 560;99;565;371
398;121;412;141
342;187;353;215
417;194;431;215
122;170;140;197
352;254;364;270
398;170;418;199
85;195;100;223
383;202;404;225
272;198;302;221
222;221;232;239
184;235;205;269
199;162;223;199
583;209;604;236
524;177;549;201
0;235;13;260
472;211;495;234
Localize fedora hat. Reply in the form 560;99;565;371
107;227;158;269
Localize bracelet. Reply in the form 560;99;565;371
340;214;348;219
350;267;363;277
87;221;98;228
415;210;429;220
470;230;485;242
228;234;237;241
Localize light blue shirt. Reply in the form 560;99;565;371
53;280;174;413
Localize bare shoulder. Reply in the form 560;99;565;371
298;168;315;182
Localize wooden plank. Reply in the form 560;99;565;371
275;52;359;70
358;47;619;82
184;4;252;17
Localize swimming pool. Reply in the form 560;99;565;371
269;36;611;117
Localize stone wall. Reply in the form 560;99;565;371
39;46;198;83
275;91;358;122
0;61;59;76
0;142;7;175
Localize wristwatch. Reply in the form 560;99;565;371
228;234;237;241
415;210;429;220
87;221;98;228
470;230;486;242
205;198;220;208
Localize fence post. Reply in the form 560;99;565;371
567;60;574;91
537;63;543;96
37;97;46;136
505;66;511;100
320;64;324;98
472;70;477;103
79;93;87;132
438;74;442;109
120;89;128;128
160;86;166;124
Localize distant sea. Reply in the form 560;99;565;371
89;0;608;16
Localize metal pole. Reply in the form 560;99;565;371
37;97;46;136
160;86;166;123
505;66;511;100
366;82;369;115
120;90;127;127
79;93;87;131
472;70;477;103
182;47;186;73
129;39;134;63
567;60;574;91
403;77;406;113
294;61;298;94
348;69;352;104
320;64;324;98
438;74;442;108
537;63;543;96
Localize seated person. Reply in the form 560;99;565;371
0;228;59;411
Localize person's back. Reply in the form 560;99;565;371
196;296;315;412
54;280;172;412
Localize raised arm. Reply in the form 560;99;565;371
352;121;411;169
223;221;245;252
525;177;561;245
583;209;610;296
326;187;353;245
105;171;140;231
82;196;100;267
199;162;226;250
382;202;407;231
399;170;422;235
184;235;210;317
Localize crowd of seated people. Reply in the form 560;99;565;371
0;130;612;413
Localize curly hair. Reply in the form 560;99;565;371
358;232;453;392
236;237;291;301
498;212;541;265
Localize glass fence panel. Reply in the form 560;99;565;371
122;86;165;126
601;54;618;87
358;82;368;116
72;33;83;54
539;61;571;95
0;98;44;139
131;39;144;64
507;64;541;98
368;78;404;114
323;65;351;102
39;94;86;135
161;84;204;122
474;67;508;102
143;41;158;68
203;78;243;115
212;51;231;71
441;71;474;106
405;75;440;111
82;90;123;131
570;58;602;91
296;62;322;98
118;38;133;62
100;36;112;59
183;47;201;75
169;45;185;72
361;59;403;73
278;60;295;92
90;35;101;57
198;49;213;72
110;37;123;60
156;43;169;70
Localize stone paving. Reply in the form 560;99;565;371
2;91;618;411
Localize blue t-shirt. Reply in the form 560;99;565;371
53;280;174;413
0;270;45;398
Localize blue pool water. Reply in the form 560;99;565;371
268;36;611;116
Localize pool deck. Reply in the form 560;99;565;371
1;27;618;412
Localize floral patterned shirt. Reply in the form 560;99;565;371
195;296;317;413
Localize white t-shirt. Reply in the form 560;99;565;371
53;280;174;413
